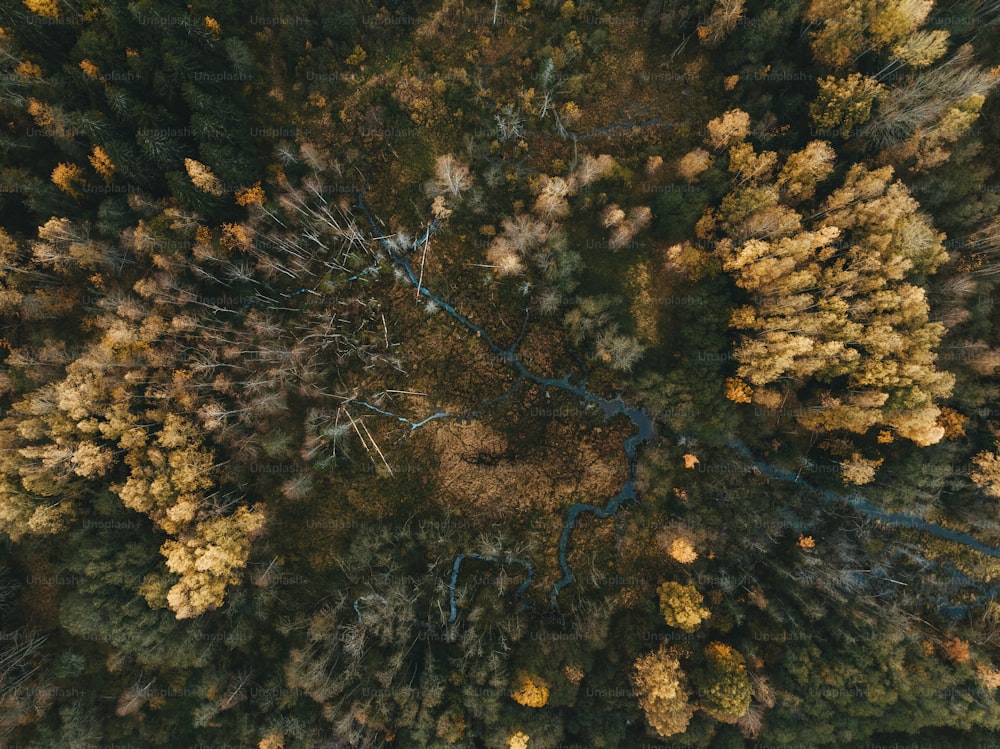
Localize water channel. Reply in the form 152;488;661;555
352;194;999;624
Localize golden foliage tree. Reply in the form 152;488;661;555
892;29;950;68
161;505;267;619
941;635;971;664
204;16;222;38
28;97;74;140
658;581;711;632
88;146;115;183
707;134;954;452
839;452;884;485
235;182;266;206
71;441;114;477
258;734;284;749
705;109;751;150
184;158;224;196
677;148;714;183
669;538;698;564
971;442;1000;498
511;674;550;707
23;0;61;18
221;223;253;252
777;140;836;203
51;163;85;197
32;217;107;270
79;59;100;79
632;646;696;737
14;60;44;79
804;0;936;70
976;664;1000;689
697;0;745;48
508;731;530;749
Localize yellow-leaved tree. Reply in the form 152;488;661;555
697;0;745;48
705;109;751;150
184;157;224;195
52;163;85;197
511;673;550;708
632;646;696;737
23;0;61;18
161;505;267;619
693;128;954;459
658;581;711;632
971;442;1000;498
804;0;937;70
89;146;115;183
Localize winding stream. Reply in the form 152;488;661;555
726;439;1000;560
390;252;655;612
352;194;1000;623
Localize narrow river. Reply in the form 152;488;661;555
353;194;1000;622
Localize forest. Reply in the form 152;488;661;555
2;0;1000;746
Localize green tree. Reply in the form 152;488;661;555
694;642;753;723
810;74;884;137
